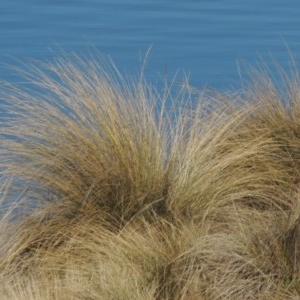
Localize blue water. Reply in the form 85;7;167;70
0;0;300;90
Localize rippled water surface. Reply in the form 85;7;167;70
0;0;300;89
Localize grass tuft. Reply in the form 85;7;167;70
1;55;300;299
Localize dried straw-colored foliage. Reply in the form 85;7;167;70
1;55;300;299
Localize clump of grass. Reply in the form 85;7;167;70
1;55;300;299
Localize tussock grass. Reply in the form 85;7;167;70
1;55;300;299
